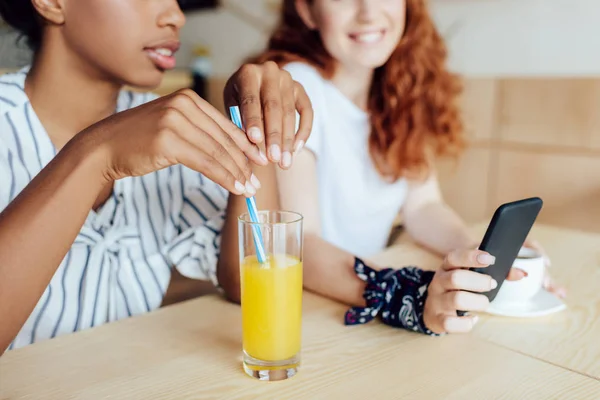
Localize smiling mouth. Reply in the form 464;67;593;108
144;41;180;71
150;48;175;57
349;30;386;44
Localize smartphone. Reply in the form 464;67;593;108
475;197;543;302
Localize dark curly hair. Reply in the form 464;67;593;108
251;0;465;179
0;0;43;51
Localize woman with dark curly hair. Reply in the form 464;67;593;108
251;0;564;335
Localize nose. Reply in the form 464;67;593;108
158;0;186;30
356;0;379;23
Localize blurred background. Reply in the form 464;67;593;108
2;0;599;233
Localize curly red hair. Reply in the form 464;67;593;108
251;0;464;179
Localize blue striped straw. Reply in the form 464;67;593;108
229;106;267;263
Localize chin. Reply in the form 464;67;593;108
123;69;165;91
349;49;395;70
354;56;391;70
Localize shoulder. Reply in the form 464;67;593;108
283;62;327;94
284;62;325;81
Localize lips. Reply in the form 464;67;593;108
349;30;386;44
144;40;181;70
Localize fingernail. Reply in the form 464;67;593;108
248;127;262;142
490;279;498;290
234;181;245;194
472;315;479;325
269;144;281;162
282;152;292;168
294;140;304;154
477;253;496;265
250;173;261;189
245;181;256;196
259;150;268;164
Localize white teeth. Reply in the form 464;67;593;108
154;48;173;57
354;32;383;44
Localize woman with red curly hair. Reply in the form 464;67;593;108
248;0;563;335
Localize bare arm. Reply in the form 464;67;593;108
402;173;476;255
0;89;271;352
0;138;108;351
275;150;511;334
274;153;475;308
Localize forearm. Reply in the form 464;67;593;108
304;233;437;335
220;219;370;308
303;233;368;307
0;138;107;350
403;201;476;256
216;195;244;303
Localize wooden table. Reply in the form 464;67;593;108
1;225;599;399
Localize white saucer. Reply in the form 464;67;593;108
486;289;567;318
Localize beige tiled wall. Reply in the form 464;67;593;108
497;80;600;149
440;78;600;233
437;148;493;223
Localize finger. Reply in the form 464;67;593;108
441;269;498;292
506;268;528;281
164;98;254;184
171;135;245;196
230;65;264;144
292;81;313;154
543;274;567;299
524;238;551;267
176;89;268;166
524;238;542;252
443;291;490;312
524;240;551;268
442;249;496;271
161;102;257;195
440;315;479;334
192;129;258;197
280;71;296;169
261;62;284;163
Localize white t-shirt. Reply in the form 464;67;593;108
1;68;227;350
284;62;408;258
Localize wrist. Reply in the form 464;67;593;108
61;132;113;187
344;258;440;336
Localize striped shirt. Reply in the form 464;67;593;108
0;68;228;350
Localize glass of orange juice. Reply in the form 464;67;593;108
238;210;303;381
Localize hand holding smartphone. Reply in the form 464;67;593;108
475;197;543;302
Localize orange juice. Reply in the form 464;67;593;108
241;254;302;361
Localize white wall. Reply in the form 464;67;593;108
431;0;600;77
177;0;600;78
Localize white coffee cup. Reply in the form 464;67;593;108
491;247;545;305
